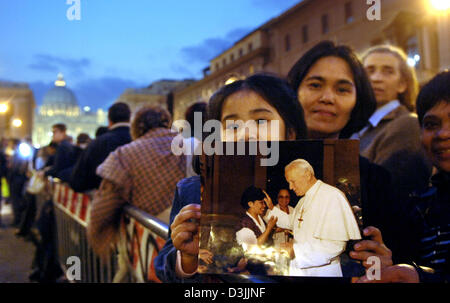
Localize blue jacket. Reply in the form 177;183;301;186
154;175;202;283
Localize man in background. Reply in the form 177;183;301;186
70;102;132;192
44;123;76;181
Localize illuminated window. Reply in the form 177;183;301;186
345;2;354;24
249;64;254;74
406;36;421;68
225;76;239;85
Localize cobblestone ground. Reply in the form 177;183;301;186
0;202;35;283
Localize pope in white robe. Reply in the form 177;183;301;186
265;159;361;277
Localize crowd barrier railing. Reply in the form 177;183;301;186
42;178;263;283
47;178;169;283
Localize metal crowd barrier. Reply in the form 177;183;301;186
47;178;169;283
43;178;262;283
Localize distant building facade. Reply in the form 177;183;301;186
172;0;450;120
115;79;195;117
33;74;107;147
0;81;35;140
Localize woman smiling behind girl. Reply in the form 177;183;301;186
287;41;396;274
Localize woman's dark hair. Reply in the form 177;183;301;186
131;106;171;140
207;73;307;140
240;185;265;210
416;71;450;126
287;41;376;138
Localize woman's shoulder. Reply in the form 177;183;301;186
384;108;421;135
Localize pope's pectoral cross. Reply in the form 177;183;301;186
297;208;304;227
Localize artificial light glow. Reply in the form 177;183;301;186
12;119;23;127
225;77;239;85
407;54;421;67
84;106;91;112
407;57;417;67
18;142;32;158
430;0;450;11
0;103;8;113
55;73;66;87
55;80;66;86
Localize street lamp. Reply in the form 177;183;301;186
12;118;23;128
430;0;450;12
0;103;8;113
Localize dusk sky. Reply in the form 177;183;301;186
0;0;301;111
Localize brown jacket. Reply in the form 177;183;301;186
359;105;432;197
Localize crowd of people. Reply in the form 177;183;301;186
0;40;448;283
154;41;449;283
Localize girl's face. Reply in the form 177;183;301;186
248;200;266;216
298;56;357;139
220;90;291;141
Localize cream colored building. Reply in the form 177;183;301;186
172;0;450;120
115;79;195;117
33;74;107;147
0;81;35;140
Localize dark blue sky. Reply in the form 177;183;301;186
0;0;300;110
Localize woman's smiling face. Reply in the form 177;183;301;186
298;56;357;139
421;101;450;172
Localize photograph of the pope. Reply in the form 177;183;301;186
198;140;363;278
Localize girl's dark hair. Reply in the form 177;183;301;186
287;41;376;138
185;102;207;138
416;71;450;126
131;106;171;140
240;185;265;210
207;73;307;140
